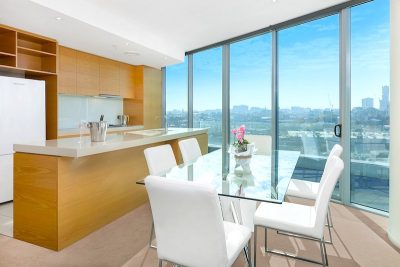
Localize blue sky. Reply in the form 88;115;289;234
166;0;389;111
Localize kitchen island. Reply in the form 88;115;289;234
13;128;208;251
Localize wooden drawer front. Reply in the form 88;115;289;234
99;58;119;96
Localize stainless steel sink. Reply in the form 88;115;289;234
127;129;169;136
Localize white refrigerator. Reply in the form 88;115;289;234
0;76;46;203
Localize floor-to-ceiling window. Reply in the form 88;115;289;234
165;56;188;128
277;14;340;198
163;0;390;213
193;47;223;148
230;34;272;154
350;0;390;211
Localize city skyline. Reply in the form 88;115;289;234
166;0;389;111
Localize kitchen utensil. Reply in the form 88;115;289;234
87;121;108;142
117;115;130;126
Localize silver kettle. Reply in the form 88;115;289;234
118;115;130;126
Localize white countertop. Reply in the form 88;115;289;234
14;128;208;158
58;125;144;137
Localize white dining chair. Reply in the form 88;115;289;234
143;144;178;249
253;155;344;267
145;175;252;267
178;138;202;163
144;144;177;175
285;144;343;242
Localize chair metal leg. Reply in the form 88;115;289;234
243;246;250;266
327;218;333;244
319;239;326;267
263;226;328;266
322;237;329;266
276;229;333;244
149;221;157;249
328;205;334;228
253;226;258;267
247;240;252;267
158;259;162;267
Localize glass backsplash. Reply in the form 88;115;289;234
58;95;123;129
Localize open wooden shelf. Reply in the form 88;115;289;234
17;46;56;57
0;64;56;76
17;32;57;54
0;27;16;57
0;51;16;57
0;54;16;67
16;32;57;74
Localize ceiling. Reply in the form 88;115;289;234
0;0;350;69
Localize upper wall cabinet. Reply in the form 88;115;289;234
58;46;137;99
119;63;135;99
76;51;99;96
99;58;120;96
59;46;77;95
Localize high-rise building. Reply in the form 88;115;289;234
362;97;374;108
380;85;390;112
232;105;249;113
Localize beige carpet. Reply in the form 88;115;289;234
0;198;399;267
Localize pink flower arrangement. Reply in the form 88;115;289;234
231;125;249;152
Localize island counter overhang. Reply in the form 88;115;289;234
13;128;208;251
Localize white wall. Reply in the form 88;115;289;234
388;0;400;248
58;95;123;129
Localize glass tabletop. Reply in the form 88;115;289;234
137;149;300;203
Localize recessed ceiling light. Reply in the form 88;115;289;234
125;42;129;46
124;51;140;56
55;17;62;21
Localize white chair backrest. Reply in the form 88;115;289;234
314;156;344;238
326;144;343;164
144;144;177;175
318;144;343;190
145;175;228;267
178;138;202;163
246;135;272;155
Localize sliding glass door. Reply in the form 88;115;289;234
350;0;390;211
277;14;341;198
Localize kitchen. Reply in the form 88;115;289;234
0;22;207;249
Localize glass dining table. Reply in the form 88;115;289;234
137;149;300;204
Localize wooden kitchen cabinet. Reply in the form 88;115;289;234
119;63;135;99
99;58;120;96
58;46;77;95
76;51;99;96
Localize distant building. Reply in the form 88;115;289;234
379;85;390;112
232;105;248;113
362;98;374;108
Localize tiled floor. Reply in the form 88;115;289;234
0;202;13;238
